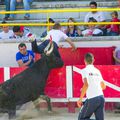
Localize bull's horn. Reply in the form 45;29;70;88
46;43;54;56
44;41;51;53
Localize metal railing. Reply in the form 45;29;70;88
0;8;120;26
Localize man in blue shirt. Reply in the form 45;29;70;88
16;42;35;67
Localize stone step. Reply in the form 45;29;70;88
0;1;118;9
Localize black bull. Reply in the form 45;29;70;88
0;45;63;119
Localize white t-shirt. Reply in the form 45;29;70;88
82;28;103;36
46;29;68;44
81;65;104;99
0;30;14;39
84;11;105;22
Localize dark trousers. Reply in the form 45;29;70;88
5;0;10;18
78;95;105;120
32;40;61;58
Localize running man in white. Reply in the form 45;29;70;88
77;53;106;120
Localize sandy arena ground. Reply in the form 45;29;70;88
0;102;120;120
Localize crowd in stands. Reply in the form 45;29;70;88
0;1;120;37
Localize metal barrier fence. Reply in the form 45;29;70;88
0;8;120;26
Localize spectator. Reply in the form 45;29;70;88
113;47;120;65
0;21;14;39
16;42;35;67
82;17;103;36
113;47;120;110
118;0;120;7
41;18;55;38
13;26;32;38
77;53;106;120
31;23;76;59
65;17;82;37
106;11;120;36
8;0;33;20
84;1;106;35
4;0;10;20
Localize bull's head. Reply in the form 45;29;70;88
44;41;63;68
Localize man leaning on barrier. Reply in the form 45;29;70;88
29;22;76;59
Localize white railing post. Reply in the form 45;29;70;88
4;67;10;81
66;66;73;100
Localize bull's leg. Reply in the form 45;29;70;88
8;109;16;120
33;95;52;112
33;98;41;112
39;95;52;112
0;87;7;106
6;99;16;120
7;102;16;120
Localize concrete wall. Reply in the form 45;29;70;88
0;36;120;67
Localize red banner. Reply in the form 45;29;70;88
10;67;26;78
0;65;120;99
59;47;115;66
35;47;115;66
45;67;67;98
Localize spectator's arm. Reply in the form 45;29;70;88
65;37;76;51
17;59;31;67
77;28;82;36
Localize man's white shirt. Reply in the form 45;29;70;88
81;65;104;99
84;11;105;22
46;29;68;44
82;28;103;36
0;30;14;39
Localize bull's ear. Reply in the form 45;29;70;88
46;43;54;56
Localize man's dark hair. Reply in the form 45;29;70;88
84;53;94;64
88;17;97;22
18;43;26;49
1;21;7;24
13;26;20;32
49;18;55;23
111;11;118;17
89;1;97;7
53;22;61;29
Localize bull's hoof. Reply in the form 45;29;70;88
48;110;53;114
8;110;16;120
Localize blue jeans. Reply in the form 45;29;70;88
10;0;32;18
5;0;10;18
107;31;119;36
78;95;105;120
